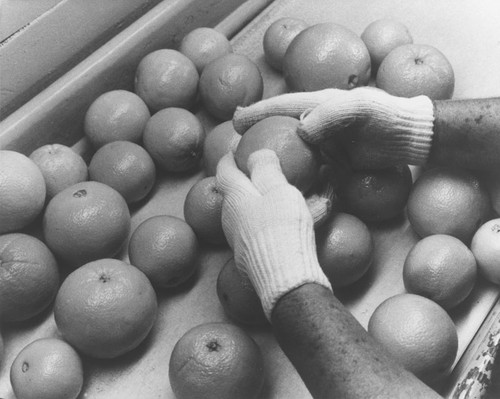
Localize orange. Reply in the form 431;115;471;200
183;176;226;246
403;234;477;309
368;293;458;386
29;144;88;201
0;150;46;234
84;90;150;148
234;115;320;194
263;17;308;71
54;258;157;358
0;233;59;323
485;173;500;216
407;166;491;244
199;53;263;121
283;22;371;91
143;107;205;173
339;164;413;223
316;212;374;288
10;338;84;399
128;215;200;289
42;181;131;269
179;27;233;73
216;257;267;325
360;19;413;72
88;140;156;204
134;49;199;112
203;120;241;176
471;218;500;284
376;43;455;100
169;322;265;399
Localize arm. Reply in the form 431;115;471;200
272;284;441;399
216;150;440;399
233;88;500;171
431;98;500;170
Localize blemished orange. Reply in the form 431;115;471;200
283;22;371;91
183;176;226;245
42;181;131;269
216;257;267;325
179;27;233;73
263;17;308;71
54;258;158;359
29;144;88;201
403;234;477;309
234;115;320;194
0;150;46;234
10;338;84;399
203;121;241;176
368;293;458;386
339;164;413;223
316;212;374;288
0;233;59;322
471;218;500;284
128;215;200;289
199;53;264;121
135;49;199;112
360;19;413;72
88;140;156;204
376;43;455;100
143;107;205;173
407;166;491;243
169;322;265;399
84;90;150;148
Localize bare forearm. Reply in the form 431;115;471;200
431;97;500;171
271;283;441;399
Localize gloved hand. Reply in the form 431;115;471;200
233;87;435;169
216;149;332;319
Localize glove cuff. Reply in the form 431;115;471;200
240;217;332;320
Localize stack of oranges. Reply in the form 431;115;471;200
1;17;499;399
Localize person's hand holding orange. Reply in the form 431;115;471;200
216;149;332;319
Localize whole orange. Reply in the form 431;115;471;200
471;218;500;284
169;322;265;399
0;150;46;234
54;258;158;358
216;257;267;325
407;166;491;243
143;107;205;173
283;22;371;91
29;144;88;201
316;212;373;288
234;115;320;194
183;176;226;246
10;338;84;399
403;234;477;309
0;233;59;322
360;19;413;72
199;53;263;121
135;49;199;111
203;121;241;176
263;17;308;71
179;27;232;73
368;293;458;386
42;181;131;268
376;43;455;100
88;140;156;204
339;165;413;223
84;90;150;148
128;215;200;289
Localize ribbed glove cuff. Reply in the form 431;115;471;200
239;216;332;320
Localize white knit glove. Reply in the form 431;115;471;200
233;87;435;169
216;149;332;320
